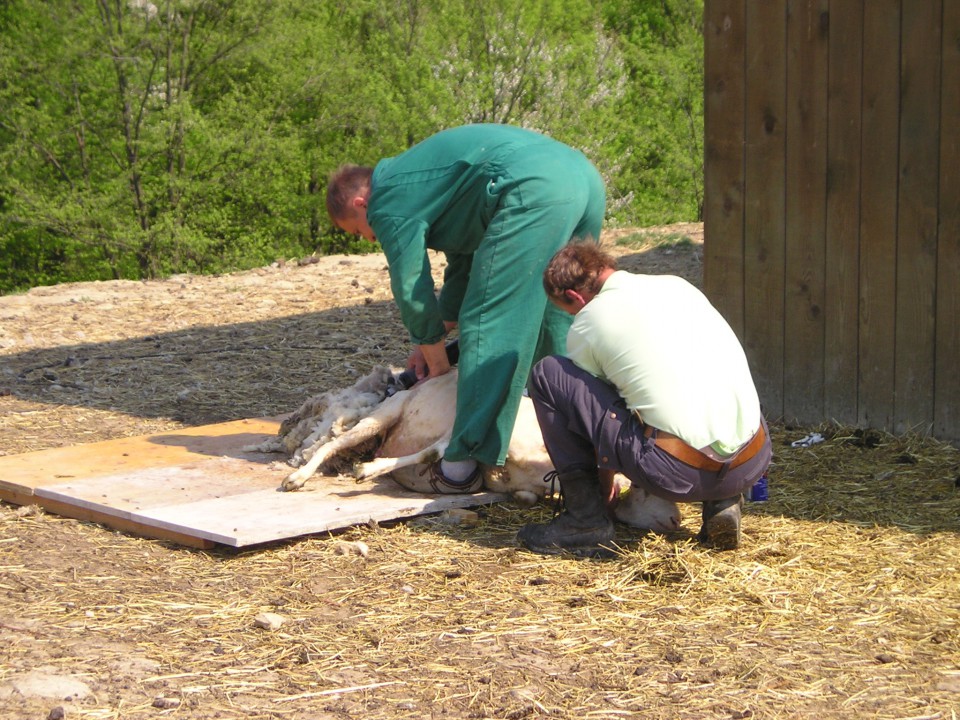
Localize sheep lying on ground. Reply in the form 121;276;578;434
254;366;681;533
250;365;395;473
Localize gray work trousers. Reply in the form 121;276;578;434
528;355;772;503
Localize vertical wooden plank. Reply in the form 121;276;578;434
823;0;863;425
703;0;747;336
858;0;900;431
783;0;829;424
743;1;787;421
936;1;960;443
894;1;942;434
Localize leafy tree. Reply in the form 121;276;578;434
600;0;704;224
0;0;315;290
0;0;704;293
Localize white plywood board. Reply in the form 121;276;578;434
0;418;508;547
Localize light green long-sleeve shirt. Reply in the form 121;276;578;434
566;271;761;456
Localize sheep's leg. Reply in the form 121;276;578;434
281;392;408;491
353;437;449;481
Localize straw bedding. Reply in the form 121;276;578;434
1;224;957;720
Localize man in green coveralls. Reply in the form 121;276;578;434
326;124;606;492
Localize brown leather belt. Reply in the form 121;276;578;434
644;424;766;472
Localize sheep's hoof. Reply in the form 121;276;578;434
281;475;307;492
511;490;539;508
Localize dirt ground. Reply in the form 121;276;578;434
1;223;959;720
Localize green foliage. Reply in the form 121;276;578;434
614;230;695;249
0;0;704;293
598;0;705;225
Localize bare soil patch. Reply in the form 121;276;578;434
2;224;958;720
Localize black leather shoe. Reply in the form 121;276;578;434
517;512;616;557
698;495;743;550
517;469;616;557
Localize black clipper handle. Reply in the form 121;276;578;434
394;338;460;391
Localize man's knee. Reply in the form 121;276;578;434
529;355;563;402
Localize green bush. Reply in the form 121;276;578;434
0;0;703;293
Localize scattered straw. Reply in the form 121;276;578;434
2;227;958;719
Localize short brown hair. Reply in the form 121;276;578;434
543;241;617;301
326;164;374;220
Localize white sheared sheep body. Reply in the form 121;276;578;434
249;365;394;469
265;367;681;533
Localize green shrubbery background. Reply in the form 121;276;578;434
0;0;703;293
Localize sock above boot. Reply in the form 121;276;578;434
440;458;478;483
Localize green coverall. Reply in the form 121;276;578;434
367;124;606;466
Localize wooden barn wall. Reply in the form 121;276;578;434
703;0;960;443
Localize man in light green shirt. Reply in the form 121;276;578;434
566;272;761;457
326;125;605;491
517;242;772;555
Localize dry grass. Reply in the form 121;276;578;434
1;225;958;719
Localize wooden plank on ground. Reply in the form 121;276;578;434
823;0;864;426
936;0;960;442
0;419;509;548
0;416;285;496
743;0;786;422
894;0;942;434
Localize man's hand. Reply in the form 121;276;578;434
599;468;619;510
410;340;452;382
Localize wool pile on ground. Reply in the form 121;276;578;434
1;224;957;719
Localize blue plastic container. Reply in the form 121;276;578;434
749;473;769;502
